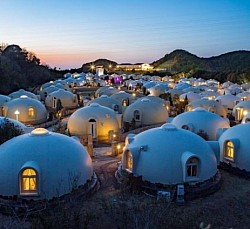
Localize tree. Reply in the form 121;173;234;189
0;118;24;144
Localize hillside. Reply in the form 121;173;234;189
0;44;62;94
152;49;250;72
152;49;250;83
81;59;117;72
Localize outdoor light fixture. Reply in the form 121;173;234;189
14;110;20;121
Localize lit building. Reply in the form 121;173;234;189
171;108;230;140
218;123;250;172
123;98;169;131
117;123;219;198
2;95;47;125
67;103;120;142
0;128;94;200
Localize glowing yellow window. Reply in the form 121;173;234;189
122;99;127;107
126;151;133;172
21;168;37;194
28;107;35;117
225;141;234;160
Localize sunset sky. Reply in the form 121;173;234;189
1;0;250;69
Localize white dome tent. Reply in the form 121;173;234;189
117;123;220;199
218;123;250;172
45;89;78;110
215;94;240;110
186;99;228;118
232;100;250;122
171;108;230;140
67;103;120;142
8;89;38;100
87;95;122;114
0;128;94;200
2;95;47;125
122;98;168;131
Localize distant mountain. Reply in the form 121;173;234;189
152;49;250;83
152;49;250;73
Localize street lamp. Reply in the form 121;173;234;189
14;110;20;121
90;64;95;73
117;144;121;154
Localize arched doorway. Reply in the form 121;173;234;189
88;119;97;139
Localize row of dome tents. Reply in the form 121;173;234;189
1;74;250;202
1;118;250;201
2;77;250;130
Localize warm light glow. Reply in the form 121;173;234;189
91;65;95;70
21;168;37;193
28;107;35;117
14;110;20;121
243;110;248;116
126;151;133;171
14;110;20;115
117;144;121;149
225;141;234;160
31;128;49;136
132;93;136;97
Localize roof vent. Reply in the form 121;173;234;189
20;95;28;99
31;128;49;136
161;123;177;131
100;95;109;98
90;103;100;107
141;98;150;102
193;107;206;112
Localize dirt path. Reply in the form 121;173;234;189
92;152;121;196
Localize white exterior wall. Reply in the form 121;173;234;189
0;130;93;199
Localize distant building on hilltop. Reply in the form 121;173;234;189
115;63;153;71
96;66;104;76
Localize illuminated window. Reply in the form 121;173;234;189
134;110;141;121
224;141;234;160
20;168;38;195
126;151;133;171
28;107;35;117
186;157;198;177
122;99;128;107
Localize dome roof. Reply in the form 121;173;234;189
8;89;38;100
67;104;119;141
0;128;93;199
87;96;122;113
3;96;47;125
219;123;250;171
215;94;240;109
187;99;227;118
172;109;230;140
45;89;78;109
110;91;133;103
123;98;168;126
122;124;217;185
